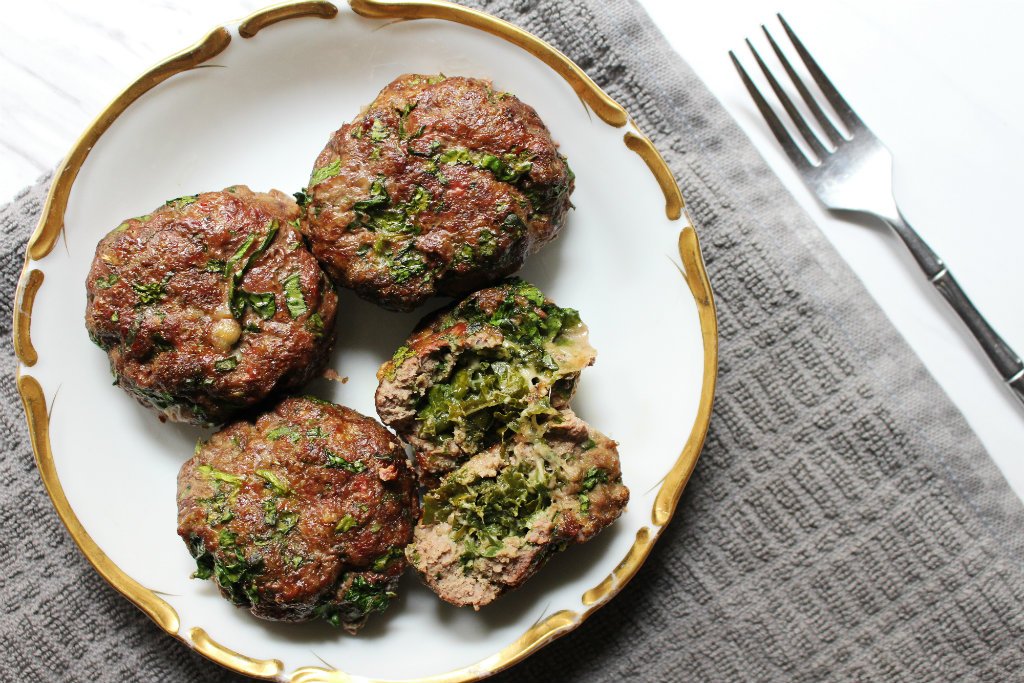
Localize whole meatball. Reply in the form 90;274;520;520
301;74;575;311
85;187;338;426
176;397;419;633
375;280;596;486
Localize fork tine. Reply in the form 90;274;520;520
762;25;845;146
744;38;829;160
777;14;865;131
729;49;815;172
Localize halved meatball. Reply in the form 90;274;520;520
301;74;575;311
406;409;629;608
85;186;338;426
375;279;595;486
176;397;419;633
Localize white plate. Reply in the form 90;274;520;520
14;2;717;680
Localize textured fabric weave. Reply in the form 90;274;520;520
4;1;1024;680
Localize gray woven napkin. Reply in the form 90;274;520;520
5;0;1024;680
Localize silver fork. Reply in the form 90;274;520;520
730;14;1024;409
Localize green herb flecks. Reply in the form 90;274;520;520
353;179;389;212
455;280;581;359
255;469;290;496
261;497;298;532
396;102;424;140
323;448;367;473
417;354;532;451
195;465;242;525
350;179;431;238
240;291;276;319
334;514;358;534
213;356;238;372
577;467;609;514
224;220;279;319
313;575;395;627
423;460;552;570
306;312;325;337
387;242;428;284
266;425;302;443
282;272;308;318
131;274;171;306
197;464;242;485
345;576;395;615
165;194;200;209
500;212;527;237
435;147;534;183
311;159;343;186
370;547;404;572
370;118;390;142
95;273;120;289
453;228;499;267
413;281;581;452
390;345;416;372
188;532;263;606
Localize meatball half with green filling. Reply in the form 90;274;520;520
407;408;629;608
375;279;596;486
176;397;419;632
300;74;575;311
85;187;338;426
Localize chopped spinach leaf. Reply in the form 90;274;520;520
344;576;394;615
95;273;120;289
352;179;390;212
282;272;308;317
370;547;403;572
388;242;427;284
244;291;276;319
266;425;301;443
188;531;263;606
255;469;290;496
311;159;343;186
306;312;325;337
334;514;357;533
165;194;199;209
424;460;552;567
370;118;390;142
323;448;367;473
131;276;170;306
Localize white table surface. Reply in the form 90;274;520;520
5;0;1023;501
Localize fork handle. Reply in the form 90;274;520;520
884;212;1024;406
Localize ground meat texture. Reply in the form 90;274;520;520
301;74;575;311
406;409;628;608
176;397;419;632
84;187;338;426
375;280;595;487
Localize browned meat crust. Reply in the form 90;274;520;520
176;397;419;632
375;279;595;486
84;186;338;426
301;74;575;311
406;409;629;608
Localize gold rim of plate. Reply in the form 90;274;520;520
12;1;719;681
